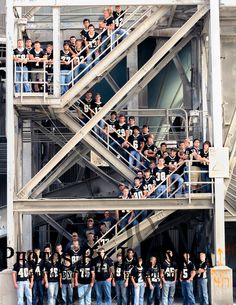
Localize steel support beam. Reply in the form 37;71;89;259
13;0;208;7
209;0;226;266
104;73;120;93
6;0;15;268
39;215;72;240
53;7;61;97
14;196;213;213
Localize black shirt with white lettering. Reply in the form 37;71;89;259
114;261;126;281
153;166;169;185
13;48;28;66
161;260;178;282
199;149;209;169
197;261;208;279
146;264;161;283
30;258;44;281
97;231;114;247
93;256;114;281
180;261;195;281
69;248;83;266
128;134;144;151
165;155;180;174
124;257;137;279
29;48;45;69
113;10;125;28
60;50;72;70
131;265;146;283
81;28;89;40
85;32;100;49
143;144;158;161
45;261;60;282
60;264;75;284
130;185;144;199
79;98;94;118
114;122;128;141
142;176;156;193
91;102;103;114
13;261;31;282
76;258;95;284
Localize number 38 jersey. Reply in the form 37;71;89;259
13;261;32;282
153;166;169;185
180;261;195;281
161;260;178;282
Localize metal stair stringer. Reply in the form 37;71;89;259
102;210;174;254
57;112;135;183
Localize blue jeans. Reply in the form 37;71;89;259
87;49;99;68
61;283;73;305
156;184;167;198
17;281;32;305
47;282;59;305
95;280;112;305
78;283;92;305
162;281;176;305
101;33;116;55
181;281;195;305
170;173;184;194
147;282;161;305
93;120;106;141
134;282;145;305
115;28;128;41
60;70;72;95
15;65;31;93
201;171;211;193
115;280;127;305
126;282;134;305
75;63;88;82
32;279;43;305
129;150;141;170
198;278;209;305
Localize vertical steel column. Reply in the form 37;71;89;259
53;7;61;98
209;0;225;266
6;0;15;268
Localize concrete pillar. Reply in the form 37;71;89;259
209;1;233;303
0;270;17;305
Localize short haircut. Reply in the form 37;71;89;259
133;126;140;132
144;168;150;173
143;125;149;129
134;177;141;181
34;41;40;45
96;93;101;97
161;142;167;147
203;140;211;147
111;111;117;116
17;39;23;42
127;248;134;253
193;138;200;143
26;38;32;41
170;147;177;152
76;39;83;43
88;24;95;29
147;135;153;140
83;18;90;23
70;36;76;39
119;114;125;118
63;42;69;46
123;186;129;191
129;116;135;120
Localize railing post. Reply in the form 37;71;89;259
53;6;61;98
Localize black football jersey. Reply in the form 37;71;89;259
146;264;161;283
142;176;156;192
115;122;128;139
31;258;44;280
60;264;74;284
165;155;180;173
13;48;28;66
200;149;209;169
128;134;144;151
130;185;144;199
124;257;137;279
102;17;115;36
85;32;100;49
153;166;169;184
114;261;126;281
69;248;83;266
76;258;94;284
180;261;196;281
29;48;45;69
93;256;114;281
143;144;158;161
91;102;103;114
13;261;32;282
197;261;208;279
131;265;146;283
45;261;60;282
113;10;125;28
161;260;178;282
60;50;72;70
81;28;89;40
79;99;94;118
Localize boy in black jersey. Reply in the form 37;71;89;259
31;248;44;305
80;18;90;41
154;157;169;198
157;143;168;159
131;257;146;305
110;114;129;159
198;141;211;193
12;252;33;305
73;39;88;81
99;9;115;56
143;135;158;167
69;240;83;266
196;252;209;305
142;125;150;143
77;91;94;124
126;116;136;138
93;248;114;305
91;93;105;140
44;252;61;305
13;39;31;93
105;111;118;142
97;222;114;247
60;42;73;95
69;36;77;55
180;252;196;305
146;256;161;305
113;5;128;42
45;43;53;93
29;41;47;92
130;177;144;199
124;249;137;305
85;24;100;68
160;250;178;305
82;232;97;258
142;168;156;198
75;252;95;305
165;148;184;195
127;126;144;171
59;254;74;305
112;253;127;305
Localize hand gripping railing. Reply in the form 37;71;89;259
67;101;150;172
